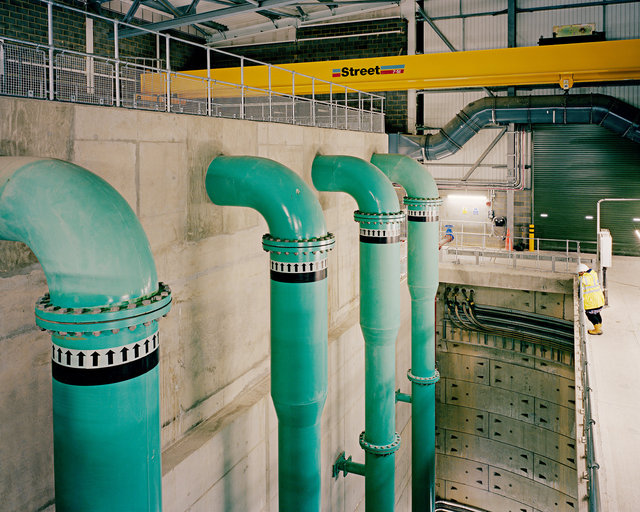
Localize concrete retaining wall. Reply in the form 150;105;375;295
435;265;578;512
0;96;413;512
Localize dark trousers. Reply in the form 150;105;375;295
586;308;603;326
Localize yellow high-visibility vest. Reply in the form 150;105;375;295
580;270;605;310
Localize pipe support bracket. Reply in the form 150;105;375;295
407;368;440;386
35;282;172;335
359;431;401;456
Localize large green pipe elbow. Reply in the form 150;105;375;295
0;158;171;512
312;155;399;213
371;153;441;512
207;156;334;512
206;155;326;239
0;158;156;307
370;154;438;199
313;154;402;512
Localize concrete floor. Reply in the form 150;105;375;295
587;255;640;512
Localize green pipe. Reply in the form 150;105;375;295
371;154;441;512
206;156;334;512
312;155;403;512
0;158;171;512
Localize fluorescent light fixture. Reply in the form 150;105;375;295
585;215;594;220
636;229;640;241
446;195;487;200
540;213;548;218
633;218;640;222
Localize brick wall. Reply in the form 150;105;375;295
0;0;200;70
206;19;409;132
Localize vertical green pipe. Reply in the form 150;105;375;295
206;156;334;512
0;158;171;512
312;155;403;512
370;154;441;512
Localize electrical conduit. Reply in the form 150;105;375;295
371;154;441;512
312;155;403;512
205;156;334;512
0;158;171;512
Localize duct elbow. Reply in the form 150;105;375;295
312;155;400;213
206;156;326;240
0;157;157;307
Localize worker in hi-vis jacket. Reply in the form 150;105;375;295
577;263;605;335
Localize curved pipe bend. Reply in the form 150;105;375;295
312;155;400;213
370;153;438;199
0;157;157;307
206;156;326;239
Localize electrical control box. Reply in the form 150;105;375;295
598;229;612;267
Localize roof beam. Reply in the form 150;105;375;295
118;0;303;38
207;0;398;45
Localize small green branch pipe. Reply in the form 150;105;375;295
206;156;334;512
312;155;403;512
371;154;441;512
0;158;171;512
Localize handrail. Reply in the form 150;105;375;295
0;1;384;132
577;286;601;511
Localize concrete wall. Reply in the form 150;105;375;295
0;96;414;511
434;265;578;511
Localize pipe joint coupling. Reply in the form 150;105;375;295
359;431;401;456
35;282;172;336
404;197;442;223
263;233;335;283
354;211;404;244
407;368;440;386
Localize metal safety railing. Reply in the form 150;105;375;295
438;220;597;273
0;0;385;132
577;288;601;512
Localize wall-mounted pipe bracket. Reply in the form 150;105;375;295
359;431;401;456
407;368;440;386
395;389;412;403
332;452;366;479
35;282;172;335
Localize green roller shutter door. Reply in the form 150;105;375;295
533;125;640;256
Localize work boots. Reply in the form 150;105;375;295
588;324;603;335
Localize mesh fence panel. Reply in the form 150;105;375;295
0;36;384;131
0;42;47;99
55;54;113;105
121;64;166;111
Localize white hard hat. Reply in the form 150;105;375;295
576;263;589;274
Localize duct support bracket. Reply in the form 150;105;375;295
359;431;401;456
407;368;440;386
35;282;172;335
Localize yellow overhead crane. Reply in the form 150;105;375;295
143;39;640;98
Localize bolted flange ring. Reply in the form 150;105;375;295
407;368;440;386
359;431;401;456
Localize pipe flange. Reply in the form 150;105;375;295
35;282;172;335
404;197;441;222
403;197;442;206
262;233;335;255
407;368;440;386
353;211;405;225
359;431;401;456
